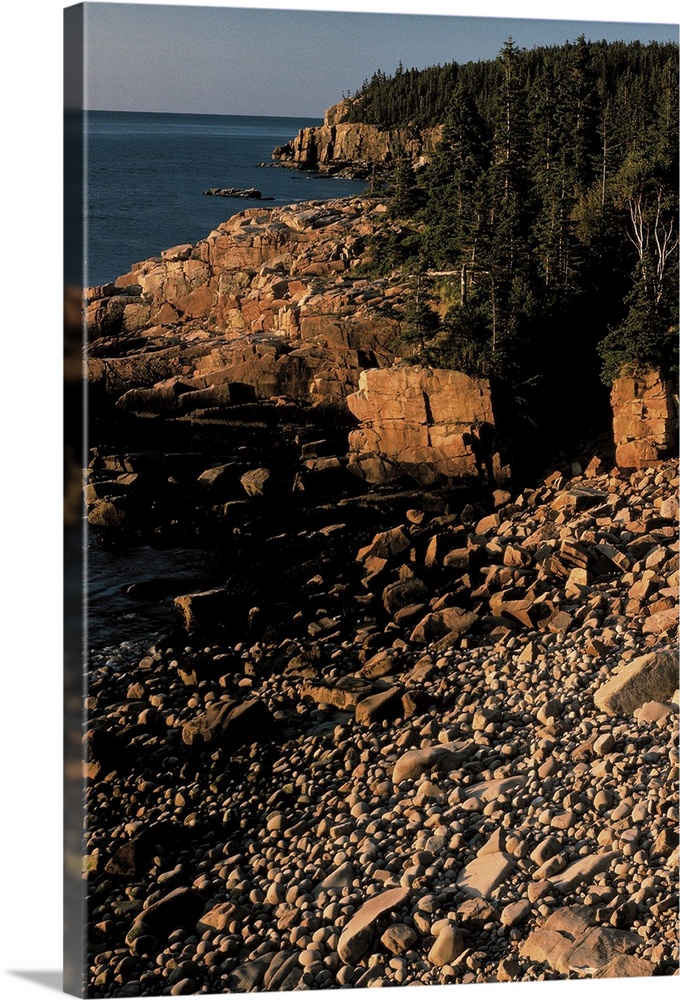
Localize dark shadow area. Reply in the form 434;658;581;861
10;972;63;993
64;8;86;998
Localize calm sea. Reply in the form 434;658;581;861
85;110;367;286
85;111;366;651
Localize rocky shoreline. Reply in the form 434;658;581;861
80;171;679;995
271;100;441;179
83;453;679;995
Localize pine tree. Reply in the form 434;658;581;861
347;38;679;391
388;142;421;218
485;39;535;375
422;87;489;270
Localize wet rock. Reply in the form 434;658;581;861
87;498;128;529
173;587;231;634
204;186;263;199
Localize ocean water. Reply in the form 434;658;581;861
84;111;367;652
85;111;367;286
85;537;219;651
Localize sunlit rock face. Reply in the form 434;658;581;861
611;370;678;469
346;366;509;486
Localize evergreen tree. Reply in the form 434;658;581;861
422;87;489;271
388;143;422;218
484;39;535;375
396;275;440;357
346;37;678;392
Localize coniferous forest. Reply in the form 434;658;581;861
348;38;678;448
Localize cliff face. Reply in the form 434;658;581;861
347;367;509;486
272;102;442;177
611;371;678;469
85;191;677;491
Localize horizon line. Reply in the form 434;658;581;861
85;108;325;119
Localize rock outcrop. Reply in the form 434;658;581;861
85;198;403;414
272;102;442;177
203;186;266;199
84;192;677;529
346;366;509;486
611;370;678;468
84;195;516;501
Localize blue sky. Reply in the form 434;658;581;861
82;1;679;117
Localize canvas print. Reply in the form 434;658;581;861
64;2;680;996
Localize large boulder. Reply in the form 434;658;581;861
126;887;205;945
611;371;678;469
355;686;403;725
392;741;472;784
410;607;478;645
174;587;232;634
521;906;645;976
428;922;466;966
337;887;410;964
456;831;516;901
347;366;508;486
593;649;678;716
181;697;275;750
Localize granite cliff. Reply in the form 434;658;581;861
86;193;677;499
272;101;442;178
86;198;400;414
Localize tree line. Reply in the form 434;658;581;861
348;37;678;408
